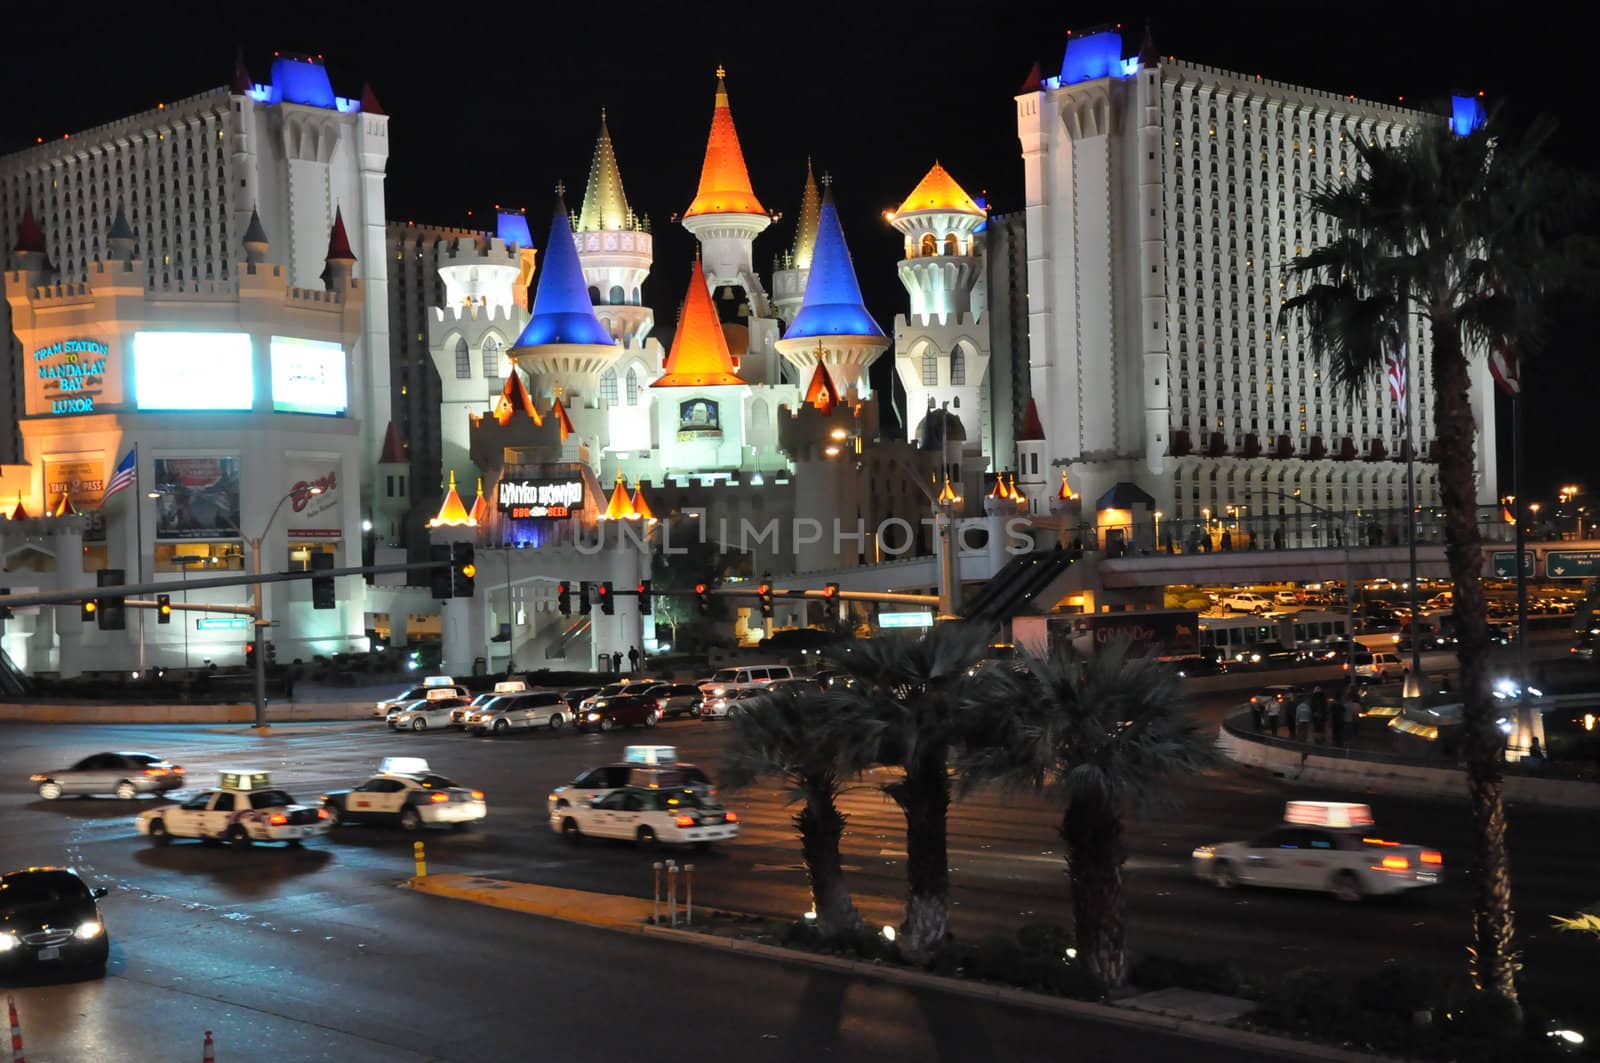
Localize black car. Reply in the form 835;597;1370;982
560;687;602;713
1165;655;1228;678
0;867;109;976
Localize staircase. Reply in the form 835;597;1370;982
1;647;33;698
961;548;1080;626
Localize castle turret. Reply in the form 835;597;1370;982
681;68;771;308
890;163;991;449
107;203;137;263
1015;398;1049;517
241;207;269;266
321;207;357;291
771;159;821;323
651;259;750;471
374;421;410;546
773;181;887;399
575;110;654;350
510;189;618;407
12;205;50;274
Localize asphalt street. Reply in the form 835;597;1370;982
0;706;1593;1059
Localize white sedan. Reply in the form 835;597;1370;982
321;763;486;831
551;786;739;849
1193;802;1441;901
698;688;768;720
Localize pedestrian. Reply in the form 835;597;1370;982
1527;737;1545;766
1273;526;1286;550
1343;686;1361;742
628;645;641;674
1311;686;1328;742
611;650;623;674
1265;695;1281;736
1250;697;1265;733
1295;695;1313;742
1221;529;1233;552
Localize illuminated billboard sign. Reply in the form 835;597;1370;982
134;332;253;411
153;456;241;539
285;458;342;538
497;478;583;520
270;336;348;416
33;339;109;415
44;457;106;511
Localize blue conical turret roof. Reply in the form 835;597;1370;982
514;194;614;349
785;190;885;341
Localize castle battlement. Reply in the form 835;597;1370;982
430;302;519;325
893;309;985;333
3;88;232;166
437;235;519;266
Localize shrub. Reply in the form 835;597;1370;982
1129;953;1244;997
1353;964;1436;1021
969;935;1024;983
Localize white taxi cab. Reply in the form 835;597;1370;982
389;688;471;732
136;770;331;848
1192;801;1442;901
551;785;739;849
320;758;486;831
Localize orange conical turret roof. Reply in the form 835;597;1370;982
469;477;490;525
494;368;542;426
429;471;475;527
51;491;76;518
683;68;765;218
802;361;840;414
654;260;747;388
896;162;983;217
1058;469;1074;501
630;485;655;522
550;396;575;441
602;474;636;520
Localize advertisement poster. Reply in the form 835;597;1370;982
43;457;106;512
285;458;342;538
134;332;253;411
33;338;110;416
153;457;241;539
271;336;348;416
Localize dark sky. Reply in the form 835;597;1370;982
8;1;1595;508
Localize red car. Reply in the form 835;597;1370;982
576;694;660;733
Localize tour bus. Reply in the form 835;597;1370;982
1199;611;1350;662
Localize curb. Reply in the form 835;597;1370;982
405;875;1394;1062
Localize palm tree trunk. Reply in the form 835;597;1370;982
1061;795;1127;993
1430;320;1522;1024
887;743;951;963
796;782;860;938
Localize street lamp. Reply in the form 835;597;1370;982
1154;510;1163;552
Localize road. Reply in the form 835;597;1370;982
0;711;1593;1058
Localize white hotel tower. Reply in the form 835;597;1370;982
1016;27;1495;537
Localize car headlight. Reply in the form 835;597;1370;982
1192;846;1215;859
75;920;103;940
711;687;726;696
586;713;600;721
0;931;17;951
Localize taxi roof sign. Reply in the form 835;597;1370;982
425;688;460;702
380;757;431;776
1284;800;1374;828
624;745;678;766
494;680;529;694
422;675;457;688
219;770;272;792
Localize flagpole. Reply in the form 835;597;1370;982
135;449;146;676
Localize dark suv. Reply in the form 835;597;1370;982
0;866;110;976
575;694;659;732
640;683;703;719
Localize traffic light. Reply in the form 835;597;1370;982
429;544;453;599
245;641;256;664
579;581;592;615
311;551;335;610
156;594;172;624
452;542;476;598
758;576;773;619
1;587;12;622
557;581;572;616
597;581;614;616
266;641;277;666
823;582;840;600
636;580;651;612
695;582;712;615
96;569;126;631
81;599;97;623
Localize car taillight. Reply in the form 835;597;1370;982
1420;850;1442;866
673;815;697;827
143;768;167;776
317;808;329;820
1380;855;1410;871
724;811;738;823
268;813;288;826
470;790;484;800
429;793;450;803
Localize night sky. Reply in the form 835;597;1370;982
7;1;1595;506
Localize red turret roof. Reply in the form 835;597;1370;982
550;396;575;441
1017;398;1046;441
378;421;407;464
494;369;542;426
325;207;356;262
15;206;46;254
803;363;840;414
231;50;254;95
1019;60;1044;93
360;82;385;116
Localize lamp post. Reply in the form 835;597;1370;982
502;544;516;675
1275;491;1356;680
1154;510;1163;552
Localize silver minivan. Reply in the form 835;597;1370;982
466;691;569;735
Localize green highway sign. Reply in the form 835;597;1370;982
1490;551;1535;578
1545;550;1600;579
196;617;250;631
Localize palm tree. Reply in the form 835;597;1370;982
1284;112;1592;1022
721;683;862;938
825;624;993;962
968;641;1215;993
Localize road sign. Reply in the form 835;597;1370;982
1490;551;1535;578
879;611;934;629
1545;550;1600;579
196;617;250;631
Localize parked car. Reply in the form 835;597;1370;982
389;695;472;732
0;866;110;976
698;665;794;698
1274;591;1301;607
374;683;468;719
699;687;770;720
465;691;569;735
1355;651;1406;680
575;694;659;733
638;683;703;719
30;751;185;800
1221;592;1273;614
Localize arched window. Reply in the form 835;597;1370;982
631;287;641;305
950;346;966;386
609;284;625;305
919;234;937;257
587;285;601;304
921;347;938;386
481;336;501;380
599;367;618;407
625;367;639;406
453;337;470;379
944;234;960;256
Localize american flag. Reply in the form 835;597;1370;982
102;446;137;502
1385;345;1408;427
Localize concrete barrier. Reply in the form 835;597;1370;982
1217;727;1600;809
0;701;374;724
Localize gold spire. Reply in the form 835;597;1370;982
791;158;822;269
578;110;632;232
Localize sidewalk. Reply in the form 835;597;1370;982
0;700;375;724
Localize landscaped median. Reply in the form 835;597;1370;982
403;872;1398;1062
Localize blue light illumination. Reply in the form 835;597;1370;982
1451;95;1486;136
784;199;885;341
497;212;533;248
266;56;337;109
513;204;614;348
973;195;989;234
1060;29;1133;85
